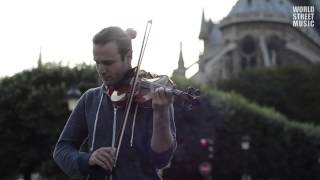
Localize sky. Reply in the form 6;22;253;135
0;0;238;78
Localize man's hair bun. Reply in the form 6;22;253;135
126;28;137;39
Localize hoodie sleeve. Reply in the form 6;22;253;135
53;92;91;177
149;104;177;169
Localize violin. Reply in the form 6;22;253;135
110;68;201;109
113;20;200;167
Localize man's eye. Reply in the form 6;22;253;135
95;60;115;66
102;61;114;66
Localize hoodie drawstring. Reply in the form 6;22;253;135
111;106;118;149
130;104;139;147
90;87;139;180
90;93;104;152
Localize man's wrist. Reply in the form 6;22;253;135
152;103;170;112
77;152;92;175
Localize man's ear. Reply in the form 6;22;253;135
125;50;132;65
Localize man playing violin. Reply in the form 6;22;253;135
53;26;177;180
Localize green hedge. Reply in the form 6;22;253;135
218;65;320;125
0;63;98;179
164;78;320;180
2;65;320;179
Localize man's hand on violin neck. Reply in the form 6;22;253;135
151;86;174;152
151;87;173;109
89;147;115;171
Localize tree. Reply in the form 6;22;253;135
0;63;98;179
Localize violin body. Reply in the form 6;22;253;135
110;68;200;109
110;69;176;108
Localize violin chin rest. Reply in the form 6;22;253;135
110;91;126;102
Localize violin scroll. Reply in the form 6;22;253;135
181;86;201;110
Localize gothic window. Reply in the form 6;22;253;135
276;59;283;66
241;58;247;69
250;57;257;67
225;53;233;74
241;36;256;55
267;35;285;51
266;35;286;66
240;36;257;69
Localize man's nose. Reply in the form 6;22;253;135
98;66;110;74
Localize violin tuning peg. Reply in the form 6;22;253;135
192;98;201;106
194;89;201;96
186;86;195;94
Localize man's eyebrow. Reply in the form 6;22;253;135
94;58;116;62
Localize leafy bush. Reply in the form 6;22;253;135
218;65;320;125
164;78;320;180
0;64;98;179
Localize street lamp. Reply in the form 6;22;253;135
241;174;252;180
241;135;251;180
198;161;212;180
66;87;81;111
199;138;214;179
241;135;250;150
200;138;214;159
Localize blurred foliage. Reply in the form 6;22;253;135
217;65;320;125
0;63;98;179
164;77;320;180
1;63;320;180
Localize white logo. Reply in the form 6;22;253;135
292;6;315;27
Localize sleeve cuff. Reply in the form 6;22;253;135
150;143;177;169
77;152;91;175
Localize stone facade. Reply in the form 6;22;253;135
180;0;320;85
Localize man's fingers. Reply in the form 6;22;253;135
95;154;113;171
164;87;172;98
153;87;173;102
89;147;116;171
155;87;164;98
100;147;115;155
92;156;109;171
100;150;115;166
159;87;165;97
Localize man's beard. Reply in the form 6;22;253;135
102;68;132;87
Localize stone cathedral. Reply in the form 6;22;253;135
173;0;320;85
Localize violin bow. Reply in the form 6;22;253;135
114;20;153;166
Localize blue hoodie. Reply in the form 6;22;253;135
53;85;177;180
